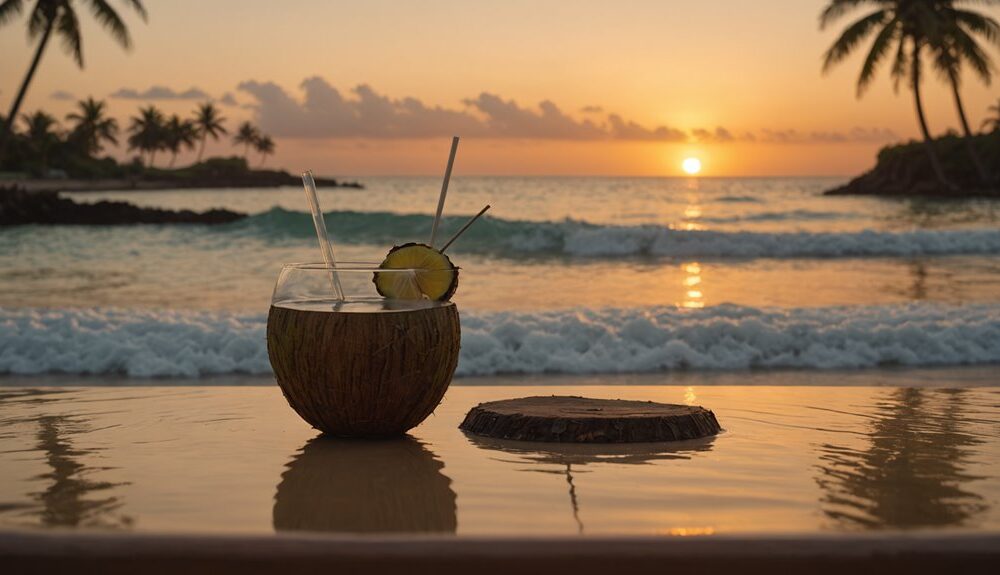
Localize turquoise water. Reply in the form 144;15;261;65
1;176;998;377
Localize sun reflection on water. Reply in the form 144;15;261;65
658;526;716;536
680;262;705;309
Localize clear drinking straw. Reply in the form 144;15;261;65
302;170;344;300
429;136;460;247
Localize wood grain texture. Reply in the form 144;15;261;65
460;396;721;443
267;303;460;438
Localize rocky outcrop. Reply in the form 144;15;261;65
825;132;999;198
0;186;246;226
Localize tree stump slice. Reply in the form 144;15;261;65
459;396;721;443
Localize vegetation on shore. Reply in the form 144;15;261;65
0;96;288;177
0;0;148;157
825;130;1000;197
0;96;360;189
821;0;1000;195
0;3;356;189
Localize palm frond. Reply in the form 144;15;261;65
26;0;53;39
84;0;131;49
857;16;900;95
819;0;891;30
0;0;25;27
122;0;146;21
951;27;995;84
822;9;890;72
890;33;909;92
56;5;83;67
952;9;1000;46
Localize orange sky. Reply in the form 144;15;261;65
1;0;997;176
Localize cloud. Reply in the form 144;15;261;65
234;76;899;145
692;126;737;143
757;127;898;144
219;92;238;106
50;90;75;101
238;77;688;141
604;114;686;141
809;127;898;143
110;85;211;100
463;93;606;139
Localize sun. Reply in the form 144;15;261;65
682;157;702;175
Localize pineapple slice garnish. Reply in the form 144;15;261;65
374;243;459;301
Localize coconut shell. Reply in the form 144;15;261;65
267;302;461;437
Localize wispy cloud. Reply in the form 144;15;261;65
50;90;76;101
757;127;898;143
237;77;686;141
219;92;239;106
692;127;739;143
234;77;898;145
110;86;211;100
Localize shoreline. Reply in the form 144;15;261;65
1;365;996;388
7;176;362;194
824;133;999;198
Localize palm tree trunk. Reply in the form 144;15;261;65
169;151;177;168
0;21;55;160
197;135;207;163
911;45;951;190
244;143;250;160
948;73;991;186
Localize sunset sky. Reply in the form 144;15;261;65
2;0;997;176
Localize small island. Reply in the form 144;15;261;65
1;99;362;193
825;132;999;198
12;157;362;194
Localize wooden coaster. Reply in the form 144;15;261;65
459;396;721;443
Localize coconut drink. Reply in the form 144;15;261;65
267;260;461;438
268;139;486;438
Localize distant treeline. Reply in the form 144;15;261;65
0;98;274;179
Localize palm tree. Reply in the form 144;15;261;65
926;0;999;185
0;0;148;156
254;134;275;166
982;98;1000;133
192;102;227;163
233;122;259;161
20;110;59;169
65;97;118;157
820;0;953;189
163;115;197;168
127;105;164;167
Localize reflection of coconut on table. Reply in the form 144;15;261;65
273;437;456;534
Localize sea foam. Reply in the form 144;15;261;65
1;304;997;378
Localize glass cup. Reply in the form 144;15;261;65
267;262;460;438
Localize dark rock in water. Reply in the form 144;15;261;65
0;186;246;226
825;132;1000;198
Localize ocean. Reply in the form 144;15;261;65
1;176;999;379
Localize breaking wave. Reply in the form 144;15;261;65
2;304;997;378
232;208;1000;259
